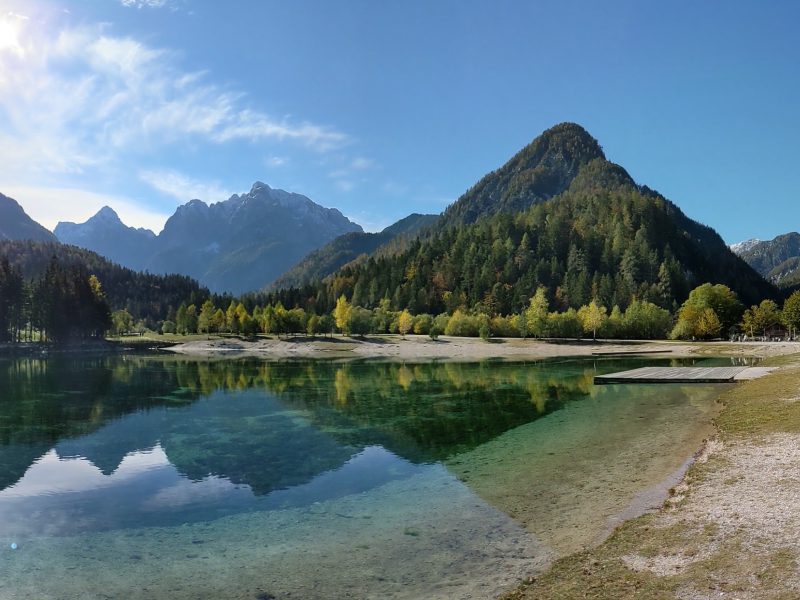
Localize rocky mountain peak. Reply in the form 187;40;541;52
250;181;271;194
730;239;762;255
184;199;209;210
93;206;121;222
146;182;363;293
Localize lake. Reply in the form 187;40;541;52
0;354;731;599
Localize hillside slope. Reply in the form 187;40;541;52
284;124;775;313
270;213;439;290
0;240;207;325
732;232;800;288
0;193;57;243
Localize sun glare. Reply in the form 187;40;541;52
0;15;25;57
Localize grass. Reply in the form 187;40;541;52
502;352;800;599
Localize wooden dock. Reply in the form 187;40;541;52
594;366;747;385
590;350;673;356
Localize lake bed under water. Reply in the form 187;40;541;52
0;355;733;599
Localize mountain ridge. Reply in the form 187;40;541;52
732;232;800;288
55;206;157;272
51;182;363;294
0;193;58;243
268;213;439;290
270;122;777;313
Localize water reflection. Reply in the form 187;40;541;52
0;354;724;535
0;354;730;600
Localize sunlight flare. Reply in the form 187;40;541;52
0;13;25;57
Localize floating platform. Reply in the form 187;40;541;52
590;350;673;356
594;366;771;385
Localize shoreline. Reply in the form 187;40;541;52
161;334;800;362
504;351;800;599
3;335;799;363
447;378;723;565
5;335;800;597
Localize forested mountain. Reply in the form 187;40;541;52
0;240;208;326
441;122;605;227
270;124;775;315
0;193;57;243
55;207;156;272
732;233;800;288
269;213;439;290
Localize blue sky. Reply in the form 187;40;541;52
0;0;798;242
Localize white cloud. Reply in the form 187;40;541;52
0;18;350;182
323;157;375;194
0;12;26;57
266;156;289;167
335;179;355;192
119;0;171;9
351;157;374;170
213;110;348;151
139;169;233;203
2;185;171;234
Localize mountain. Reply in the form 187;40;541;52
269;213;439;290
441;122;605;227
732;232;800;288
0;240;207;326
145;182;362;294
270;123;615;293
730;239;762;255
0;193;57;243
273;123;776;313
49;182;363;294
55;206;156;271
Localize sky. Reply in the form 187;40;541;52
0;0;798;242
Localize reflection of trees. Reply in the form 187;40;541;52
192;359;605;463
0;355;692;495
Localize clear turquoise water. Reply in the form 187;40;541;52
0;355;733;599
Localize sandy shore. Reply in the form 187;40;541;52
163;335;800;361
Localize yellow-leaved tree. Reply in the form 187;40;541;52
333;295;352;335
578;300;608;340
397;309;413;338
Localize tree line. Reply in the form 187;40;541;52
0;256;111;343
147;281;800;342
255;183;774;320
2;249;794;344
0;240;208;330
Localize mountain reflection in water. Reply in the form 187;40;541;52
0;354;725;536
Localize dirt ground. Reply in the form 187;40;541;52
164;335;800;362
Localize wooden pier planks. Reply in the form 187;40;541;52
594;366;747;385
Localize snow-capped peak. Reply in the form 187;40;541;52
729;239;762;255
